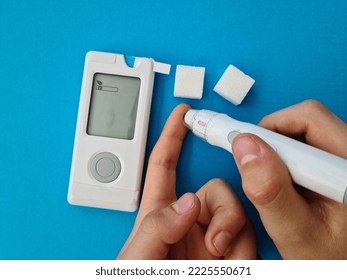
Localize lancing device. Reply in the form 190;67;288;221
184;109;347;204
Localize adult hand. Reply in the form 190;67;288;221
117;104;256;260
232;100;347;259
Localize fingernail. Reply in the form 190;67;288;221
213;231;232;256
233;136;260;166
171;193;195;215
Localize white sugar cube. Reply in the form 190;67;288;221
213;65;255;105
174;65;205;99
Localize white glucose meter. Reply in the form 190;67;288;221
68;51;169;211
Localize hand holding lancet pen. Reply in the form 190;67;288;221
184;109;347;205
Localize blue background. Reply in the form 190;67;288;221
0;0;346;259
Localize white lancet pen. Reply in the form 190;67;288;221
184;109;347;204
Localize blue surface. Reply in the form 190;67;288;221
0;0;346;260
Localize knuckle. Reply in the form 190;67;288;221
207;178;230;188
224;206;246;226
302;99;327;114
259;114;271;126
212;204;247;239
202;178;232;194
148;153;176;171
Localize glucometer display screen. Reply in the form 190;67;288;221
87;73;141;140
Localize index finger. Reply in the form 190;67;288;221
139;103;191;216
259;100;347;158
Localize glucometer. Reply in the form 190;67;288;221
184;109;347;205
68;51;170;211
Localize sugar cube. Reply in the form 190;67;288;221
213;65;255;105
174;65;205;99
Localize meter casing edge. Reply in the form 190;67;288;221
68;51;155;211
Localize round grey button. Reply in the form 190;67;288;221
90;152;121;183
227;130;241;144
96;157;115;177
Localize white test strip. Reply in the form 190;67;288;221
134;57;171;75
213;65;255;105
153;61;171;75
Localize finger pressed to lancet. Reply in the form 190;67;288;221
139;104;191;217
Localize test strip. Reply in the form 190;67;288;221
153;61;171;75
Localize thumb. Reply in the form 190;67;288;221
117;193;200;259
232;134;313;253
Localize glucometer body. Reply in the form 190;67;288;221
68;51;159;211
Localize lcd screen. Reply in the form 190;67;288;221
87;73;141;139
